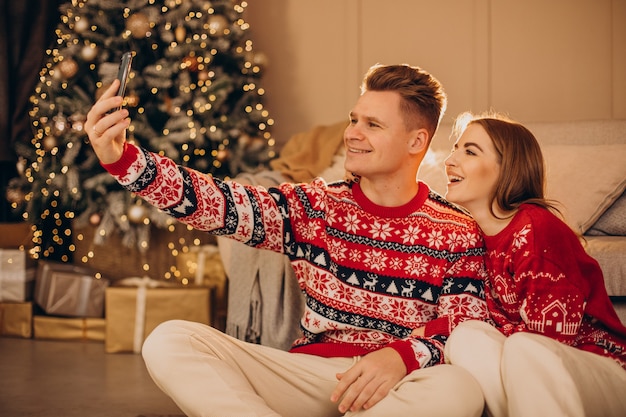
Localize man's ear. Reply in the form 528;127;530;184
408;128;429;155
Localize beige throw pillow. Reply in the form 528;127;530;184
542;144;626;234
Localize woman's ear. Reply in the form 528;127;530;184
408;128;429;155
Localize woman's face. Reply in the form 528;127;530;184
444;123;501;216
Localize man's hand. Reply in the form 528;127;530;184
84;79;130;164
330;347;407;413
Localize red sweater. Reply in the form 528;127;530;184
483;204;626;369
104;143;488;372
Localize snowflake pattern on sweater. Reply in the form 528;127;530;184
105;144;488;372
483;204;626;369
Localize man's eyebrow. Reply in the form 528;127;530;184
349;111;384;125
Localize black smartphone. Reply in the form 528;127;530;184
112;52;133;111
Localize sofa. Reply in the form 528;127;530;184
218;119;626;350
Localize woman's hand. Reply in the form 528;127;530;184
84;79;131;164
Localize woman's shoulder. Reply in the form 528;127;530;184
513;204;581;248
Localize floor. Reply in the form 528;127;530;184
0;337;185;417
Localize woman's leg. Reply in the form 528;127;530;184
444;320;507;417
502;332;626;417
142;320;351;417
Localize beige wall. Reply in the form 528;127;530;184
245;0;626;148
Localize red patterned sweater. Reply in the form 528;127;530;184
103;143;488;372
483;203;626;369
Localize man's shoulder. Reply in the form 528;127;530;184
424;190;475;223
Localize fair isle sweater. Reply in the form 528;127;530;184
103;143;488;372
484;204;626;369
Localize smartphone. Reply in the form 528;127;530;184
112;52;133;111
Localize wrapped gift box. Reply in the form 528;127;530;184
33;315;105;342
105;281;210;353
0;248;37;302
176;244;228;330
0;302;33;338
0;268;36;302
35;261;110;318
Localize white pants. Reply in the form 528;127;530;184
142;320;484;417
445;320;626;417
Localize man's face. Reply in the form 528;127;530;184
343;90;415;181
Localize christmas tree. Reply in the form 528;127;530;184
8;0;275;277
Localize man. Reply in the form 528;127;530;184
86;64;487;417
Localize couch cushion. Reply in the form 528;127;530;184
583;236;626;297
543;144;626;234
587;191;626;236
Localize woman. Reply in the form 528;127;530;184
442;112;626;417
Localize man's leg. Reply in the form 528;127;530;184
347;364;484;417
142;319;351;417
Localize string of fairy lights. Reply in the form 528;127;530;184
9;0;275;281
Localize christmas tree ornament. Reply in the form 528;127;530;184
6;188;25;205
16;157;26;176
181;55;199;72
57;58;79;79
175;25;186;42
198;70;209;81
52;112;67;135
125;92;139;107
216;149;230;162
207;14;229;37
127;204;147;224
89;212;102;226
42;135;59;152
126;13;152;39
251;52;269;69
74;18;90;33
81;44;98;61
69;113;86;132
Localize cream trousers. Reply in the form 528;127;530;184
142;320;484;417
445;320;626;417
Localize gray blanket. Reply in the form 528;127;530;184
218;170;305;350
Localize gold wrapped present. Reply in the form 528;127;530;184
34;261;110;318
33;315;105;342
175;244;226;289
105;278;210;353
0;302;33;338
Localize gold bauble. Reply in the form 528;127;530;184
128;204;147;224
126;13;152;39
74;18;90;33
16;157;26;176
175;26;186;42
216;149;230;162
42;135;58;151
81;44;98;61
198;70;209;81
125;92;139;107
181;55;199;72
207;15;228;37
57;58;79;78
6;188;25;205
69;113;86;132
89;212;102;226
